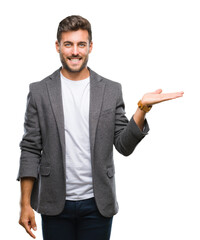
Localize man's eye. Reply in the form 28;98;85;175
65;43;71;47
79;44;86;47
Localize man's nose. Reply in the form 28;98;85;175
72;45;79;56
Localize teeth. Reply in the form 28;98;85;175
70;58;80;62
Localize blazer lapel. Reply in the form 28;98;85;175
45;68;66;169
88;68;106;157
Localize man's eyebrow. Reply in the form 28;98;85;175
63;41;72;44
63;41;87;44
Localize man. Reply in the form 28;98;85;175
17;15;184;240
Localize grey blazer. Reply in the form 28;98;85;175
17;67;149;217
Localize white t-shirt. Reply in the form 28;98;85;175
60;72;94;200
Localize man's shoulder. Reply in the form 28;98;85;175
29;68;60;90
90;68;121;88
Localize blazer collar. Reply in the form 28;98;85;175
48;66;103;82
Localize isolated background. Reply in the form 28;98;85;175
0;0;199;239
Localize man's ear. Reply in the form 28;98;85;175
55;40;60;53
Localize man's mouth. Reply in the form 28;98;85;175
68;57;82;63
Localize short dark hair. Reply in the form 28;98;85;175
57;15;92;43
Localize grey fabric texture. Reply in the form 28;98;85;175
17;67;149;217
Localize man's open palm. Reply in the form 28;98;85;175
141;89;184;106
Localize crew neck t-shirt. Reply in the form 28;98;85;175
60;72;94;200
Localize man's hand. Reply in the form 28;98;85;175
19;177;36;238
19;205;37;238
141;89;184;106
133;89;184;131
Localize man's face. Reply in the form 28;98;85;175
56;30;93;73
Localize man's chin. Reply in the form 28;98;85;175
63;63;88;73
62;65;81;73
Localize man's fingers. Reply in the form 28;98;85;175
153;89;163;94
19;209;37;239
25;221;36;239
142;90;184;106
161;92;184;101
30;215;37;231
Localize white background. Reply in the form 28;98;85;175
0;0;199;239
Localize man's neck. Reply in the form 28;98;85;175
61;67;90;81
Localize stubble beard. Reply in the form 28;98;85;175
60;53;89;73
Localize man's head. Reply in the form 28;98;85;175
55;15;93;76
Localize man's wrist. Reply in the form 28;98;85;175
138;100;152;113
20;198;31;207
133;107;146;131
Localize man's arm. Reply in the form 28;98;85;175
18;85;42;238
133;89;184;131
19;177;37;239
114;84;150;156
17;88;42;181
133;107;146;131
114;87;183;156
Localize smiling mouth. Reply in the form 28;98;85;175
68;57;82;63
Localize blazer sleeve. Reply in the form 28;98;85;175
113;83;149;156
17;84;42;181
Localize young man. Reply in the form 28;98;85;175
17;15;184;240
